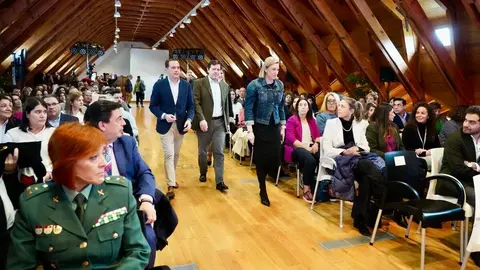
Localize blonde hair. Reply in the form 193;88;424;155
320;92;340;112
343;97;364;122
259;56;280;78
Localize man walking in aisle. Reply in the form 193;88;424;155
150;59;195;200
193;60;233;192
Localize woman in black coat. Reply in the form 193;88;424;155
402;102;440;157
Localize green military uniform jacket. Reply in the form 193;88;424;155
7;176;150;270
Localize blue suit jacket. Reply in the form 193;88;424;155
149;78;195;135
113;135;156;200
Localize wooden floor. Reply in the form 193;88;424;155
132;106;474;270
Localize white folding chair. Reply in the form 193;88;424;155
310;138;347;228
424;148;473;255
461;174;480;269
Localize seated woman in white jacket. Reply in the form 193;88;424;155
4;97;55;182
322;97;384;236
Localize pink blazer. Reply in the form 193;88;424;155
284;115;321;163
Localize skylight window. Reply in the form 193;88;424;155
435;27;451;47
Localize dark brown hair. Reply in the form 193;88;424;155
208;60;221;69
407;102;437;142
295;97;313;120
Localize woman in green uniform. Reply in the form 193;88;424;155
7;122;150;269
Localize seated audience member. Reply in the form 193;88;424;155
0;94;20;143
439;105;480;207
366;104;404;158
365;91;379;105
392;97;409;130
85;100;175;268
110;89;139;138
6;123;151;269
389;97;396;107
4;97;54;181
12;88;21;97
402;102;440;158
43;95;79;127
31;88;43;99
114;87;130;112
323;97;384;235
83;89;93;107
439;105;468;146
284;98;321;202
363;102;377;123
315;92;340;134
11;94;22;120
230;89;243;122
429;101;446;133
63;91;85;124
284;91;293;120
21;87;32;101
306;94;318;115
238;87;246;106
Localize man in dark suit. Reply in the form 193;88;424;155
439;106;480;206
85;100;177;268
192;60;233;192
392;97;409;131
440;106;480;266
0;94;19;143
43;95;79;127
149;59;194;200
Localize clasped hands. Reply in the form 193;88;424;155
342;146;361;156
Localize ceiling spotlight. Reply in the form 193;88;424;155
114;40;117;44
115;28;120;33
115;0;121;7
191;9;197;16
114;11;120;18
202;0;210;7
184;18;191;24
172;29;176;34
114;44;117;48
115;34;119;39
180;24;185;29
169;33;174;37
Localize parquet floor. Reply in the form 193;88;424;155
131;106;475;269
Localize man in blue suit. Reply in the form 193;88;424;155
149;59;194;200
84;100;167;269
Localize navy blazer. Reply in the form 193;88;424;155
113;135;156;200
149;78;194;135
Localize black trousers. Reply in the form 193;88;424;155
253;123;281;192
351;159;385;224
136;92;144;106
292;146;319;188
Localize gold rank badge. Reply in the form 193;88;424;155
53;225;63;234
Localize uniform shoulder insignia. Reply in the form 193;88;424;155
104;176;128;187
23;183;51;200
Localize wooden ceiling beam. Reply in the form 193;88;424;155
199;7;259;77
398;0;473;104
309;0;385;98
0;0;63;62
279;0;351;90
0;0;36;34
0;0;94;74
232;0;313;92
460;0;480;30
344;0;423;101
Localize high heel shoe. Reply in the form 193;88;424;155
259;190;270;207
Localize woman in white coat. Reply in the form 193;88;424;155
323;97;384;236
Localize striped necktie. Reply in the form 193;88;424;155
104;145;113;176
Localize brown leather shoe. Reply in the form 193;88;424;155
166;186;175;200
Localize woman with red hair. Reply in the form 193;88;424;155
7;123;150;269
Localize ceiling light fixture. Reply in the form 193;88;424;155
115;0;121;7
115;34;120;39
114;11;120;18
153;0;210;47
116;28;120;33
172;29;176;34
169;33;174;37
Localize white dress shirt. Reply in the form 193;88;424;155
4;126;55;172
208;76;223;117
0;177;15;230
0;119;9;143
168;77;180;105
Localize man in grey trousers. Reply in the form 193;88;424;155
192;60;233;192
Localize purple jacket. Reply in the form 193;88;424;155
284;115;321;163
